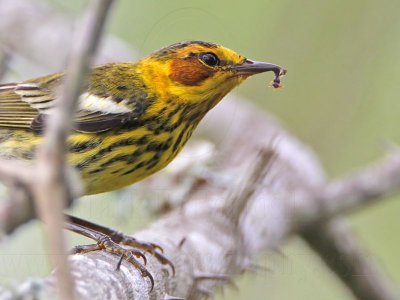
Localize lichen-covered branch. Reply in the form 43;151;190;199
2;98;397;300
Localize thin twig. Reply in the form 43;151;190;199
224;145;276;224
293;152;400;229
0;160;32;184
0;184;33;235
0;162;35;236
302;218;399;300
294;152;400;300
32;1;114;299
0;48;10;82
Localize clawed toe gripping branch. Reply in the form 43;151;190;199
66;213;176;291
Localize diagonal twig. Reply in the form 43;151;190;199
224;145;276;225
29;1;115;299
292;151;400;230
0;48;10;82
302;218;398;300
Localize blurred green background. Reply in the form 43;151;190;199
1;0;400;299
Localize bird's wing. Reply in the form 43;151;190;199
0;83;42;129
0;72;148;133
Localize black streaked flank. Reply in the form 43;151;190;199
128;148;144;162
69;140;101;153
100;154;130;168
137;135;149;145
145;142;161;152
184;125;195;142
167;104;183;119
172;126;188;153
88;168;104;174
158;106;168;115
75;137;139;170
152;103;198;134
121;161;146;176
145;152;162;170
145;139;172;152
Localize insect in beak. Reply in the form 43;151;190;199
233;59;287;88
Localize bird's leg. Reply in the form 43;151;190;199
66;220;155;290
66;214;163;252
65;214;175;275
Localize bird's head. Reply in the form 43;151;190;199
138;41;286;108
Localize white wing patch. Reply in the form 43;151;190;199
16;83;131;115
78;92;131;114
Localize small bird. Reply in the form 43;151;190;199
0;41;286;287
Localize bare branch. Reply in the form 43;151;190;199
224;146;276;224
0;184;34;235
298;151;400;300
0;160;32;185
302;218;399;300
293;152;400;229
30;1;114;299
0;161;35;235
2;98;397;299
0;48;10;82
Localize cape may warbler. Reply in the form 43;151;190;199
0;41;286;285
0;41;285;194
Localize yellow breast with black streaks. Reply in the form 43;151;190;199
68;102;199;194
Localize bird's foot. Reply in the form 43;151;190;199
112;233;175;276
66;214;175;291
72;235;155;289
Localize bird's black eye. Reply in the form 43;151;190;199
199;53;220;67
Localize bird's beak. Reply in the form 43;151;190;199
232;59;286;77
